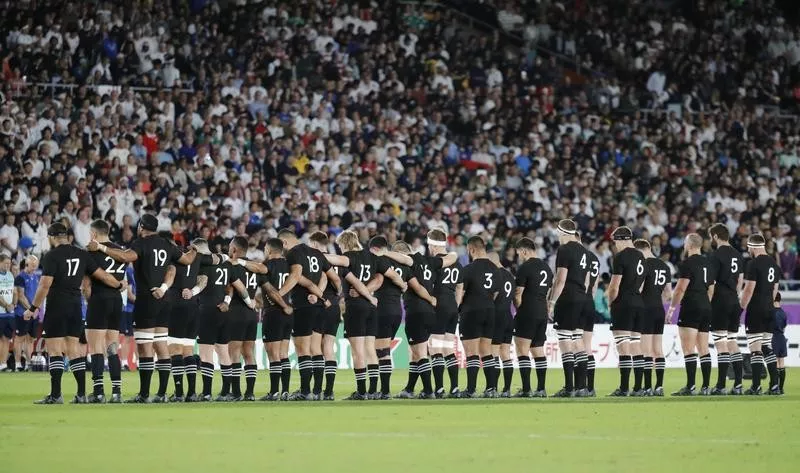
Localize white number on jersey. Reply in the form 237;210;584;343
186;264;192;277
215;268;229;286
730;258;739;274
442;267;460;284
702;267;708;284
66;258;80;277
654;269;667;286
767;267;776;283
483;272;493;289
393;266;403;278
422;265;432;281
278;273;288;289
307;256;320;273
104;256;125;274
591;261;599;277
358;264;372;281
539;270;549;287
636;259;644;276
579;253;587;269
153;249;167;267
504;281;512;298
246;272;257;289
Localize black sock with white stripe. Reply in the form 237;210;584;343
184;355;197;397
324;360;337;396
355;367;367;395
502;359;514;392
618;355;632;392
220;364;231;396
518;356;532;392
731;352;743;387
418;358;432;394
683;354;698;388
534;356;548;391
269;361;281;394
655;357;666;388
138;357;154;397
367;363;379;394
71;356;87;397
763;346;778;389
230;362;242;397
632;354;644;391
493;356;502;390
779;367;786;391
405;361;419;392
298;356;312;395
49;356;65;398
201;361;214;396
171;355;184;397
465;355;480;393
561;352;574;392
90;354;105;396
379;359;393;394
445;354;459;391
312;355;325;395
586;355;596;391
108;353;122;395
481;355;495;391
156;358;171;396
643;357;653;390
750;352;763;389
280;358;291;393
431;354;445;391
574;351;587;390
244;364;257;396
715;352;729;389
699;354;711;389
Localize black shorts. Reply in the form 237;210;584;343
772;334;788;358
169;300;198;341
120;311;134;336
343;305;375;338
42;300;83;339
553;295;581;331
677;305;712;332
431;306;458;335
14;315;38;338
492;310;513;345
745;308;772;334
515;314;547;347
79;324;87;344
640;304;666;335
197;305;229;345
580;296;596;333
610;302;641;332
377;309;402;340
293;306;321;337
133;293;172;330
0;317;15;338
405;311;434;346
711;296;742;333
263;308;292;343
86;294;123;330
460;308;494;340
317;304;341;337
228;306;258;342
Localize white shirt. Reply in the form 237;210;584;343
0;224;19;256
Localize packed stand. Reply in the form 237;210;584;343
0;0;798;301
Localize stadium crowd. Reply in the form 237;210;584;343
0;0;798;301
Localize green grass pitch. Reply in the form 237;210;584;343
1;369;799;473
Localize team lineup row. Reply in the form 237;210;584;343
20;215;785;404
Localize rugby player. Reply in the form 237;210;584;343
606;226;646;397
84;220;128;403
25;223;123;404
576;233;600;397
706;224;744;395
427;229;463;398
667;233;713;396
740;234;782;395
258;238;294;401
548;219;591;397
488;252;515;397
88;214;198;402
634;239;672;396
513;237;552;398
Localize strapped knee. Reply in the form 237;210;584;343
629;335;641;344
375;347;391;358
572;329;584;340
712;332;728;343
556;330;572;342
134;331;154;345
613;335;630;347
746;334;761;348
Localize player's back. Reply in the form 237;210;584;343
556;241;589;293
435;261;463;314
343;249;377;306
462;258;498;310
493;268;515;315
198;259;235;307
613;247;645;306
746;255;780;310
516;257;552;312
710;245;743;297
88;241;126;297
286;244;325;307
641;257;670;308
130;234;181;293
43;244;97;302
376;256;409;312
266;257;291;308
679;254;712;308
405;253;441;313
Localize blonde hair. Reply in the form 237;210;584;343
336;230;362;252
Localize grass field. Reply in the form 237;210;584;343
1;368;799;473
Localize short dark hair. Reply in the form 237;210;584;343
427;228;447;243
308;231;329;245
90;219;110;235
633;239;651;251
368;235;388;249
467;235;485;251
231;235;248;252
611;226;633;241
708;223;730;241
747;233;766;248
515;237;536;251
557;219;577;234
266;238;284;254
277;228;296;239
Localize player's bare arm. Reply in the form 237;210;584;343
667;278;690;322
81;275;91;301
152;264;176;299
326;267;342;294
739;280;755;309
409;277;436;307
383;267;406;292
232;278;255;309
279;264;303;297
184;274;208;300
324;254;350;268
549;267;568;308
345;272;377;307
236;258;267;274
606;274;622;304
383;251;413;267
90;242;138;263
177;247;198;265
262;282;291;314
